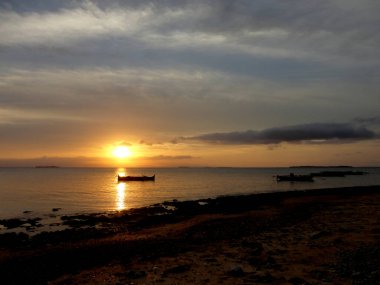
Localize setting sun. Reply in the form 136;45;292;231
113;146;132;159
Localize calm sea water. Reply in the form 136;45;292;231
1;167;380;219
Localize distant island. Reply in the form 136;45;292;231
290;166;353;168
35;165;59;168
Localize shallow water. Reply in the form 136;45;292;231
0;167;379;219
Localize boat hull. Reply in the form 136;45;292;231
276;174;314;182
118;175;155;182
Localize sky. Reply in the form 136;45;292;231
0;0;379;167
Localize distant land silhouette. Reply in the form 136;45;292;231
35;165;59;168
290;166;353;168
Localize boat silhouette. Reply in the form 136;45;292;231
117;175;155;182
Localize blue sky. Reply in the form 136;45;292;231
0;0;379;166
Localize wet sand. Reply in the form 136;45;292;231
1;185;380;284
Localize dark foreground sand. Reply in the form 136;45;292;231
1;185;380;284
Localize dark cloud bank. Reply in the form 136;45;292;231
188;123;378;145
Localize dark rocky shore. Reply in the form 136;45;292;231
1;185;380;284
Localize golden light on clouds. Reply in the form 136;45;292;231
0;2;379;167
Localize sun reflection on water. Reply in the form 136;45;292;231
116;182;126;211
117;167;126;177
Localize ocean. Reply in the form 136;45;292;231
1;167;380;220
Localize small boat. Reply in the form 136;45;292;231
276;173;314;182
118;175;155;182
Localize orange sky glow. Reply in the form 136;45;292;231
0;1;379;167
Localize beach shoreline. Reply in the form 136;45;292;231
1;185;380;284
1;184;380;236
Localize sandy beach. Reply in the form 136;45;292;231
1;185;380;284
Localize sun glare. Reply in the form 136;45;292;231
113;146;132;158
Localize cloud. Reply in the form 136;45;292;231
148;155;196;160
188;123;377;145
0;156;105;167
0;2;142;46
1;0;379;66
0;107;85;124
113;141;132;147
0;1;379;162
0;154;198;167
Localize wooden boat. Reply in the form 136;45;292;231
276;173;314;182
118;175;155;182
